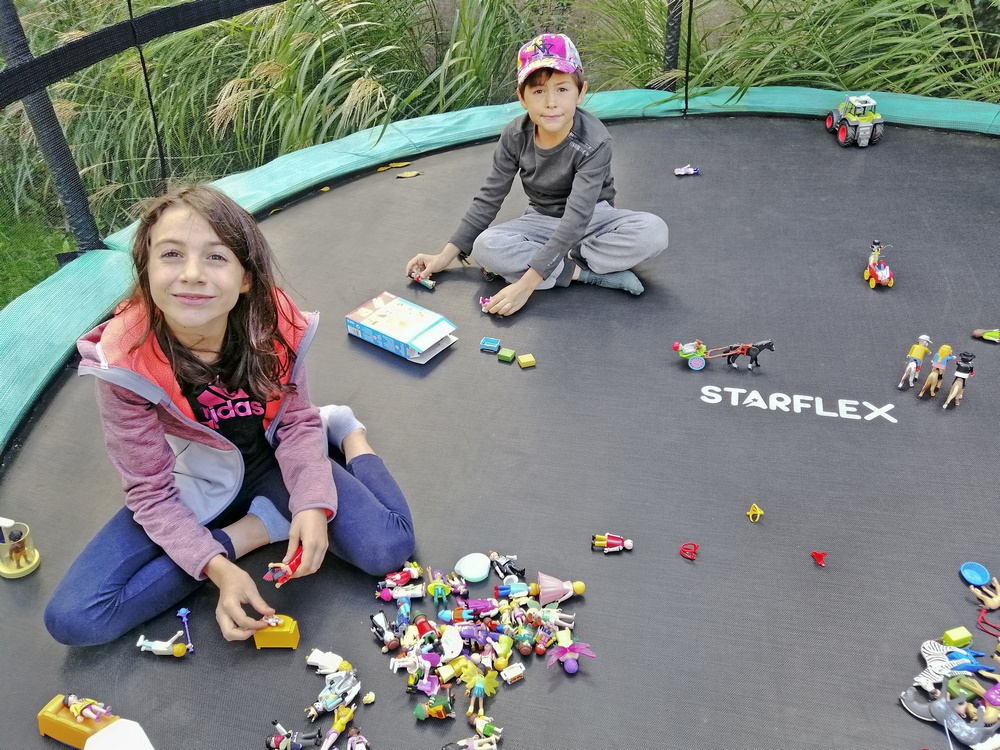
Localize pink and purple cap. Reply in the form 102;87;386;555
516;33;583;85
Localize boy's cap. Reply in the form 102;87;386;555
516;34;583;85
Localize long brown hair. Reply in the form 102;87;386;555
128;185;296;401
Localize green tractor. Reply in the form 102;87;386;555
825;94;885;148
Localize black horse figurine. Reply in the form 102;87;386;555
724;339;775;370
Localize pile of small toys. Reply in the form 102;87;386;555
367;541;634;749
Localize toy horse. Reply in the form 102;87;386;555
723;340;775;370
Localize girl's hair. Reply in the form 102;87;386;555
129;184;296;401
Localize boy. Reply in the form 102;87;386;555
405;33;669;316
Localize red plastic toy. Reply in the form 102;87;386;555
264;545;303;588
679;542;699;560
811;551;828;567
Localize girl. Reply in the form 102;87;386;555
44;185;415;645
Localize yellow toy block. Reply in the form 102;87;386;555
943;626;973;648
38;694;119;749
254;614;300;649
516;353;536;368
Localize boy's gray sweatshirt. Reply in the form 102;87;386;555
449;108;617;280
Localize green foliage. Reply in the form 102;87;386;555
0;207;64;310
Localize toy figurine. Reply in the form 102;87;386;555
545;629;596;674
370;610;400;652
375;561;423;594
409;271;436;289
918;344;956;398
63;694;113;723
379;582;424;602
488;550;524;580
0;517;40;578
943;351;975;408
345;727;371;750
898;335;932;389
524;606;575;630
442;736;498;750
591;533;633;553
470;715;502;739
864;241;893;288
267;720;322;750
973;328;999;343
530;572;585;607
459;662;499;716
319;703;356;750
446;571;468;597
427;569;453;606
414;687;458;720
136;630;188;657
264;545;303;588
306;649;351;675
673;164;699;176
479;296;492;313
306;669;360;722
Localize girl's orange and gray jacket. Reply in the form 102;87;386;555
76;288;337;579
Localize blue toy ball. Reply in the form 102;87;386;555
961;561;990;587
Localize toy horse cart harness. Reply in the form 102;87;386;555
673;339;775;371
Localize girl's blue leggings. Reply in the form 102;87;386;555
44;454;414;646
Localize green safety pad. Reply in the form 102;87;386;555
9;85;1000;456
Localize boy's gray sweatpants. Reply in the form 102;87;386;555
472;201;669;289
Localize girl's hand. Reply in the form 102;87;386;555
204;555;274;641
287;508;329;578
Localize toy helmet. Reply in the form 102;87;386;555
918;335;932;345
960;351;976;362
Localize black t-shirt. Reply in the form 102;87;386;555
185;380;278;491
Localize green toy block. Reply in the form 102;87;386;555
497;348;516;363
942;626;973;648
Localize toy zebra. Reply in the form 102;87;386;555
912;639;994;694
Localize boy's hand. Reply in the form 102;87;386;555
205;555;274;641
405;243;463;279
486;270;544;316
287;508;329;578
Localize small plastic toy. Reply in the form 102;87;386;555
136;630;188;657
479;337;501;353
496;348;515;363
546;629;596;674
362;691;375;705
454;553;491;583
459;662;499;717
943;626;974;648
176;607;194;652
864;241;893;288
488;551;525;580
898;335;932;390
307;669;360;722
479;296;492;312
971;577;1000;610
516;353;536;368
427;569;453;605
345;727;371;750
746;504;763;522
370;610;400;651
672;339;774;370
918;344;956;398
267;720;322;750
442;736;499;750
375;561;422;594
943;351;976;408
414;687;458;720
591;533;633;553
531;572;585;607
961;562;991;587
409;271;436;290
379;581;424;602
254;614;300;649
673;164;699;176
319;703;356;750
471;715;502;740
973;328;999;343
811;551;827;567
0;516;40;578
37;694;121;749
825;94;884;147
500;663;524;684
264;545;303;588
306;649;351;675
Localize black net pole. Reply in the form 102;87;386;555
662;0;683;92
683;0;694;113
0;0;103;257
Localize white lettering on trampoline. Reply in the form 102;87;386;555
699;386;897;423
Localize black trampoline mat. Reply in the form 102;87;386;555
3;115;1000;750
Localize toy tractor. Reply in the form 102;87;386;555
825;94;885;148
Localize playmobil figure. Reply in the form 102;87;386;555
972;328;999;343
306;648;351;675
546;628;596;674
414;687;458;720
442;737;498;750
319;703;356;750
267;721;322;750
63;694;113;723
306;669;361;722
0;518;40;578
137;630;188;657
911;640;993;698
470;715;502;738
460;662;499;716
673;164;699;176
7;528;30;568
865;242;893;288
370;610;400;651
445;571;468;597
345;727;371;750
897;335;932;389
375;561;423;593
524;606;575;629
918;344;955;398
45;186;415;648
379;582;425;602
409;271;436;290
530;572;585;606
591;533;632;553
405;33;669;317
427;569;453;605
265;546;303;589
488;550;525;580
944;351;976;408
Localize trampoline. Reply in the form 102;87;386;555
2;97;1000;750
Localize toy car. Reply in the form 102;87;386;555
674;164;699;176
865;243;894;288
825;94;885;148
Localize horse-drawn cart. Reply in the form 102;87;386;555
673;339;775;371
